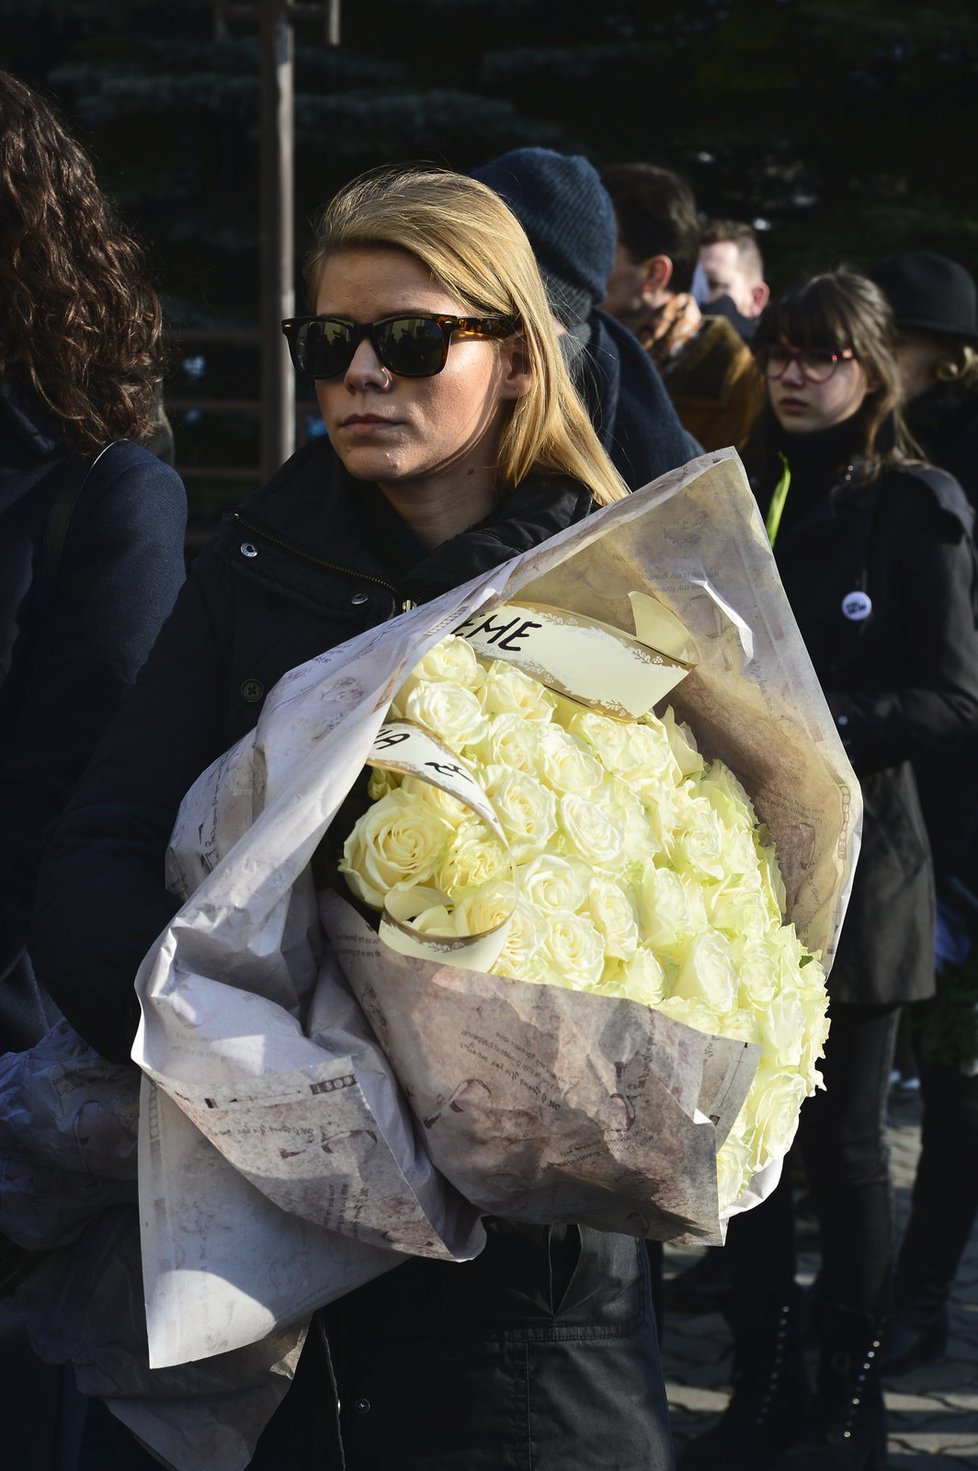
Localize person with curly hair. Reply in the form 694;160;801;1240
0;69;186;1470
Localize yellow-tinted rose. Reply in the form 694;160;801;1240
671;930;739;1016
535;725;605;798
480;661;557;722
483;766;557;863
404;680;489;751
747;1068;808;1173
521;854;591;914
395;634;485;707
436;822;510;897
541;910;606;987
558;792;626;872
587;875;640;959
340;788;453;909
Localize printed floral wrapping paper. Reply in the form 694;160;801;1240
0;450;861;1471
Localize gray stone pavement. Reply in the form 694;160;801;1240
661;1089;978;1468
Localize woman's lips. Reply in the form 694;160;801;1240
339;413;402;434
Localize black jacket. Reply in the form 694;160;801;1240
33;439;675;1471
750;417;978;1004
0;374;186;1046
903;381;978;903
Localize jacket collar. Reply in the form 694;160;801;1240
0;371;62;457
233;438;594;603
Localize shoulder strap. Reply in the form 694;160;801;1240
34;442;118;608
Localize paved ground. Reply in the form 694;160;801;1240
661;1088;978;1467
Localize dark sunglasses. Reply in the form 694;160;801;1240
281;312;519;381
759;344;856;384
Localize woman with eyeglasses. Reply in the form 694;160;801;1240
32;167;675;1471
681;270;978;1471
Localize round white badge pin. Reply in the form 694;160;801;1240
841;590;873;621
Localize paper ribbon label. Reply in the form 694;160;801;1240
453;601;691;719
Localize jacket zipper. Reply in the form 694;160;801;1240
233;512;417;613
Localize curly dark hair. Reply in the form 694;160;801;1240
0;70;164;452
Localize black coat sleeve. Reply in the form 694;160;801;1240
30;548;235;1062
828;485;978;775
0;448;186;974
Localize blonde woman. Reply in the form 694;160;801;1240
34;168;675;1470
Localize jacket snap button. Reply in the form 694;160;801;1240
351;592;369;606
354;1397;370;1414
240;542;259;558
240;678;264;703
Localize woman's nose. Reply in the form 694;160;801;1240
345;337;391;390
781;355;806;385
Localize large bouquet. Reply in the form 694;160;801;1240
337;618;829;1217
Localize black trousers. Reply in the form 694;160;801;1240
896;1056;978;1305
725;1001;901;1316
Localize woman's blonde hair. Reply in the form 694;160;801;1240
306;167;628;507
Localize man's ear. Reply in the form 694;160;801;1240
749;281;771;317
639;254;673;307
499;332;533;401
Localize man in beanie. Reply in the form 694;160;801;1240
601;163;764;453
471;147;700;489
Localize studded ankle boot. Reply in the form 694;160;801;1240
774;1300;887;1470
680;1289;810;1470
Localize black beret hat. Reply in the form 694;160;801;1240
869;251;978;345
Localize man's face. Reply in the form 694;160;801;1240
699;241;758;318
601;243;651;330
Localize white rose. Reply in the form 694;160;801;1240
395;634;485;707
495;896;548;982
480;661;557;723
654;993;722;1035
403;680;489;751
436;822;510;897
638;863;709;954
520;854;591;914
798;992;831;1092
697;760;758;830
756;839;788;917
535;725;605;798
452;879;517;937
670;929;739;1017
656;706;705;779
746;1068;808;1173
483;766;557;862
411;879;516;941
558;792;626;872
756;991;805;1070
601;947;667;1006
570;712;677;787
588;875;640;959
340;788;453;909
469;713;543;774
716;1128;753;1212
367;767;401;801
606;777;660;865
541;910;606;987
709;880;774;943
400;775;472;825
730;935;782;1009
675;797;728;881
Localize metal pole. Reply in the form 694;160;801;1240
259;0;295;481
